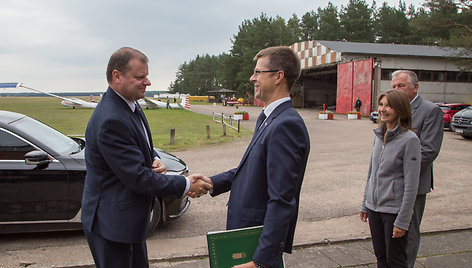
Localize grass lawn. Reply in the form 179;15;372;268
0;97;252;151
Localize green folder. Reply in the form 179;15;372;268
207;225;285;268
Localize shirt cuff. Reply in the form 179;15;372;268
183;176;190;197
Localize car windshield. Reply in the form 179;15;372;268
440;106;451;111
12;116;79;155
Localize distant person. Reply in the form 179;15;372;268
360;90;421;268
81;47;212;268
166;97;170;109
355;97;362;112
391;70;443;268
202;46;310;268
173;97;176;103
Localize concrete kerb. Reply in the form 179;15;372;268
143;228;472;267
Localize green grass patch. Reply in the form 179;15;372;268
0;97;252;151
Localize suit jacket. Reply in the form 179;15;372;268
210;100;310;267
81;87;186;244
410;95;443;195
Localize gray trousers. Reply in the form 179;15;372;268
406;194;427;268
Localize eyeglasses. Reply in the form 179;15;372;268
253;70;280;76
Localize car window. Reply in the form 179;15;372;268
439;106;451;111
0;129;35;160
12;117;79;155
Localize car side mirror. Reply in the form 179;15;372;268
25;150;52;167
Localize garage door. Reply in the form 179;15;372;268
336;59;373;116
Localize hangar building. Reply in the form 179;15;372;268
288;40;472;116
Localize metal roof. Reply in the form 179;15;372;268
317;40;470;58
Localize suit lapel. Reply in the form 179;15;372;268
411;95;422;117
107;88;153;158
235;101;293;175
135;104;154;150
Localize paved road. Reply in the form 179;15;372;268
1;104;471;267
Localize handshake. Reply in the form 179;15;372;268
187;174;213;198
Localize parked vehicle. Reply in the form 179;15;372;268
436;103;470;131
369;111;379;123
0;110;190;234
451;106;472;139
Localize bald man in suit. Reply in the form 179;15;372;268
82;47;211;268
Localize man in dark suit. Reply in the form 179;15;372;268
208;46;310;268
81;47;212;268
391;70;443;268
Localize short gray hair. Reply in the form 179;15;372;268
392;70;418;85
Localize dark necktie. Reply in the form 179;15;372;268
134;104;151;149
254;111;266;132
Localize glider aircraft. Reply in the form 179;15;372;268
0;83;190;110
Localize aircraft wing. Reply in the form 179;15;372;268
139;98;166;109
18;84;73;101
1;82;97;108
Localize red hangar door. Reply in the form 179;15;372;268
336;59;373;116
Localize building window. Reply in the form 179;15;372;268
382;69;472;83
381;69;394;80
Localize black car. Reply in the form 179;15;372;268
0;110;190;234
451;105;472;139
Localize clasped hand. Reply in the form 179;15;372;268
187;174;213;198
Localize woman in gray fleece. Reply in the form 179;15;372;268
360;90;421;268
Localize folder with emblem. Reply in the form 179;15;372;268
206;225;285;268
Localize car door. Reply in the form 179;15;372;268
0;129;70;221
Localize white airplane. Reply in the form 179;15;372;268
138;96;190;110
1;82;190;110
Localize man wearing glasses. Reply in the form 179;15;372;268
207;46;310;268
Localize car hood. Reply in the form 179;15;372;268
67;144;187;174
68;148;86;166
156;149;188;174
454;107;472;117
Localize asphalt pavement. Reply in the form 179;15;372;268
2;103;471;268
145;104;471;268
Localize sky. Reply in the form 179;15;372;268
0;0;422;93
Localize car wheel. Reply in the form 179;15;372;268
149;197;162;234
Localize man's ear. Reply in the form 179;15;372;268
274;71;285;86
112;70;121;84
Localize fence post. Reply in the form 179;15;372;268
221;113;224;124
237;119;240;132
170;129;175;145
222;124;226;136
206;125;210;139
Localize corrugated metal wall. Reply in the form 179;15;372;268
336;59;373;116
336;62;353;114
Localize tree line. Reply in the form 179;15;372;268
169;0;472;97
